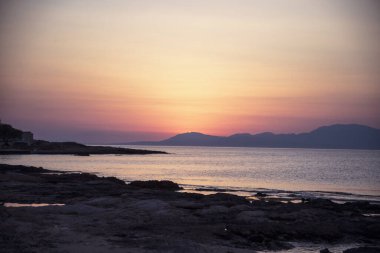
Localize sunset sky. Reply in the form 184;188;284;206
1;0;379;143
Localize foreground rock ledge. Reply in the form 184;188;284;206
0;164;379;253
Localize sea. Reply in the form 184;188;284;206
1;145;379;203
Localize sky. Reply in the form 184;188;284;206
0;0;379;143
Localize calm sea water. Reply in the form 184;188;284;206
1;146;379;202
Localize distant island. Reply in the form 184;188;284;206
0;122;166;155
126;124;380;150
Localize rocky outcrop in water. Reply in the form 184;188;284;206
0;140;166;155
129;180;182;190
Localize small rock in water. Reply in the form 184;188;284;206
255;192;267;197
320;248;333;253
129;180;182;190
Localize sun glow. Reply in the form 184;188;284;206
1;0;379;142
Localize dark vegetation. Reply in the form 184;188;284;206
0;124;22;146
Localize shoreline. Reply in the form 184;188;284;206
179;185;380;204
0;140;167;155
1;163;379;252
2;157;379;204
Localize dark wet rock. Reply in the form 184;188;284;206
344;201;380;214
196;205;229;216
0;172;43;183
84;197;122;208
268;211;299;221
40;172;125;185
194;187;229;192
74;152;90;156
363;223;380;239
42;172;100;183
1;164;380;253
172;200;206;210
207;193;248;206
0;163;49;174
235;210;267;223
343;247;380;253
291;220;343;242
306;198;335;207
265;240;294;251
321;248;333;253
250;234;265;243
160;240;210;253
132;199;170;211
255;192;267;197
229;204;252;212
129;180;182;191
0;205;11;218
102;176;126;185
344;201;371;209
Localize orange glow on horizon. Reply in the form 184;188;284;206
1;0;379;142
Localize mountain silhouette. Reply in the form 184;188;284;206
126;124;380;150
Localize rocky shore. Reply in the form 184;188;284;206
1;164;379;253
0;140;166;155
1;122;165;155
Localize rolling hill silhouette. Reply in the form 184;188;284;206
126;124;380;149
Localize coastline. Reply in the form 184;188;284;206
180;185;380;205
1;163;379;253
0;141;167;155
2;145;379;203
